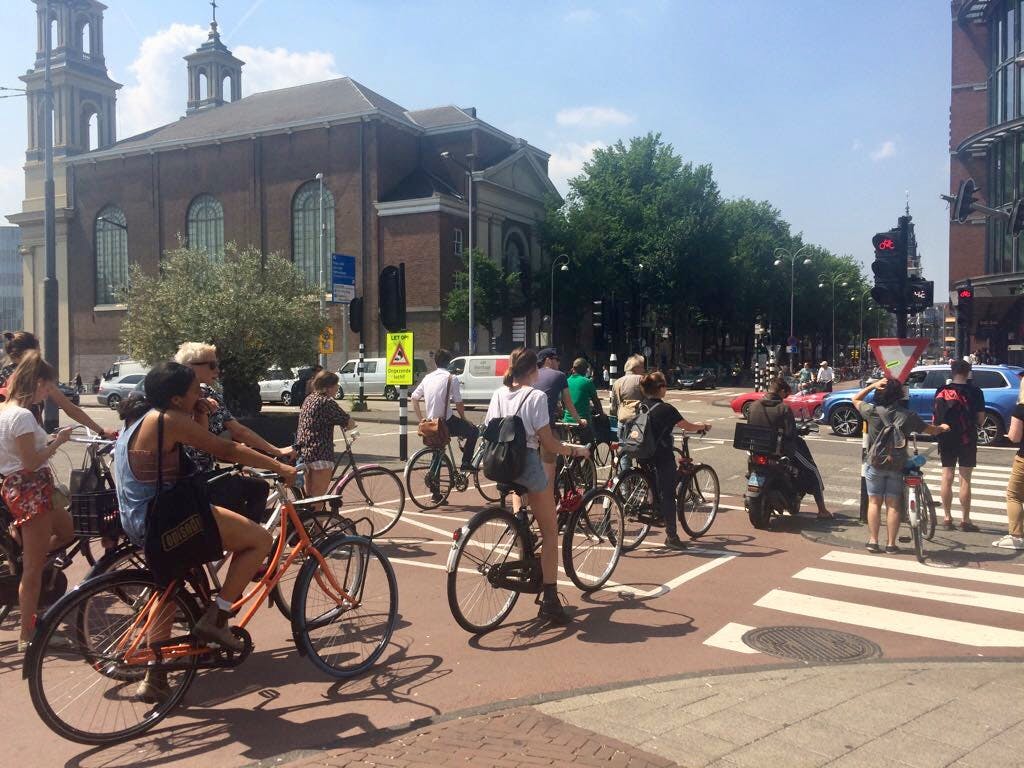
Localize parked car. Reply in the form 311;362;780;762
97;372;146;408
819;364;1024;445
730;388;828;421
55;382;80;406
258;368;297;404
676;368;717;390
447;355;510;402
102;359;148;381
337;357;427;400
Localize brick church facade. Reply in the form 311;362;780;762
8;0;559;379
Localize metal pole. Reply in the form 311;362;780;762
467;166;474;355
831;282;837;365
358;341;365;404
399;386;408;461
42;0;59;432
317;172;325;367
550;261;555;348
789;258;795;373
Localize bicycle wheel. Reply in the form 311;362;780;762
291;533;398;678
562;488;623;591
405;447;454;510
678;465;720;539
446;508;525;633
909;485;926;564
614;469;653;552
471;443;502;503
333;467;405;538
27;569;200;744
572;457;598;491
921;483;937;541
593;442;612;469
271;507;355;621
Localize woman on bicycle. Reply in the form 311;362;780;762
639;371;710;551
0;353;75;651
115;363;297;657
484;347;590;624
296;370;353;500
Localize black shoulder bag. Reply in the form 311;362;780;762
143;411;224;586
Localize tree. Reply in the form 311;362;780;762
442;248;519;330
121;244;323;415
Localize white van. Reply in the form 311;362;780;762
338;357;427;400
103;359;148;381
448;355;508;402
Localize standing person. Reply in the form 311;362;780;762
91;375;100;393
610;354;645;468
411;349;478;472
853;378;949;553
638;371;711;550
601;365;610;390
484;347;590;623
932;360;985;532
564;357;603;433
816;360;835;392
73;372;83;394
296;370;353;500
797;362;813;393
534;349;585;486
174;342;293;522
997;375;1024;549
0;353;74;652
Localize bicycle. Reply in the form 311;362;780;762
405;428;492;509
898;434;937;564
614;430;720;551
552;422;598;500
24;474;398;745
323;427;406;537
446;481;624;633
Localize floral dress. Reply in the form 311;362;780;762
186;383;235;471
296;393;350;466
0;362;15;388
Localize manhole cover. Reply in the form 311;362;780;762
741;626;882;663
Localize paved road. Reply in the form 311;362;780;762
2;391;1021;766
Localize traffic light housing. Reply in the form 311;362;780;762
951;179;979;224
348;296;363;335
957;283;974;323
378;264;406;332
870;229;907;309
592;299;603;329
905;277;933;314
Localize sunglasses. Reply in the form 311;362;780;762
191;360;219;370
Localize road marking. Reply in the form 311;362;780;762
821;550;1024;588
754;589;1024;647
793;567;1024;614
703;622;759;654
641;554;737;598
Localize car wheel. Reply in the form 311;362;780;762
384;385;398;401
812;405;823;421
335;387;344;401
281;391;292;406
741;401;753;420
106;393;121;409
829;405;862;437
977;413;1003;446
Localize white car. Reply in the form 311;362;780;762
258;368;297;404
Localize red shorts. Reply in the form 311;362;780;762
1;467;55;527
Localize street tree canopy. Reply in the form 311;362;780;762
120;244;323;415
443;248;519;331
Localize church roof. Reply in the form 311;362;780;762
405;106;476;129
379;168;462;203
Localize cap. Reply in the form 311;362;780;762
537;348;559;363
820;360;828;366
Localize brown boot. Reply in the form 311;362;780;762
193;604;243;652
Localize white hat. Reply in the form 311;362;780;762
820;360;828;366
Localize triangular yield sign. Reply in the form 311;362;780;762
868;338;930;383
389;342;410;366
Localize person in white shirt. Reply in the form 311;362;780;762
816;360;835;392
485;347;589;624
411;349;478;471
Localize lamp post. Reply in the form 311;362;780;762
773;245;813;371
550;254;569;348
42;0;59;431
818;272;850;363
316;172;326;366
441;151;477;353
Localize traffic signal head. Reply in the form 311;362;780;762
951;179;978;224
592;299;603;329
349;296;363;335
870;229;907;309
379;264;406;332
957;284;974;321
905;277;933;314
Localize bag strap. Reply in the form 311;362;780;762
513;388;530;417
156;410;165;488
444;374;453;417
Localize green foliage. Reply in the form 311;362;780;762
442;248;519;329
120;244;323;414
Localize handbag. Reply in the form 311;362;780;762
143;411;223;586
417;375;452;449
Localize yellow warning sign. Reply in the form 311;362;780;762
386;331;414;386
318;326;335;355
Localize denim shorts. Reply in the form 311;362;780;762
865;465;902;499
512;448;548;495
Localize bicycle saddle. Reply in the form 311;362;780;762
496;482;528;497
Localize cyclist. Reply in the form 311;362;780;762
638;371;710;551
564;357;604;443
296;370;353;500
485;347;590;623
611;354;646;469
411;348;478;482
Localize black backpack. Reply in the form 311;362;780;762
480;393;529;483
618;401;663;460
867;407;905;470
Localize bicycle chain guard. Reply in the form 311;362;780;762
487;559;543;594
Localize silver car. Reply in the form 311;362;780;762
97;373;146;409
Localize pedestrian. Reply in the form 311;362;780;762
91;375;100;393
853;378;949;553
601;365;610;388
535;348;586;482
816;360;835;392
610;354;646;469
932;360;985;532
411;348;478;479
997;375;1024;549
295;369;353;500
797;362;813;392
305;364;324;397
73;372;83;394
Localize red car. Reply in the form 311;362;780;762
730;389;827;421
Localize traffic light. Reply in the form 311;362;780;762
348;296;363;335
870;229;907;309
950;179;979;224
378;264;406;332
592;299;603;329
905;277;933;314
957;283;974;323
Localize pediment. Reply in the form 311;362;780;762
478;149;560;202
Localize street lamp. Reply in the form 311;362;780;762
550;254;570;348
773;245;813;370
441;151;477;353
316;172;326;366
818;272;850;364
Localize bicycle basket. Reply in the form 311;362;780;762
732;422;784;456
70;489;122;537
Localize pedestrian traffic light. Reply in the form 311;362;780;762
957;283;974;323
349;296;363;335
950;179;979;224
378;264;406;332
905;277;933;314
870;229;907;309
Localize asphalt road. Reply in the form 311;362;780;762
2;390;1022;766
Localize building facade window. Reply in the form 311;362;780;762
95;205;127;305
187;194;224;261
292;180;335;290
986;134;1023;275
503;232;529;309
453;227;463;258
989;1;1024;125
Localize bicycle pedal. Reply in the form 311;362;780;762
897;536;911;543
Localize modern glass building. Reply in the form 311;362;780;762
0;226;23;333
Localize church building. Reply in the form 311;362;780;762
8;0;560;379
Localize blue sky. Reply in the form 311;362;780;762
0;0;952;290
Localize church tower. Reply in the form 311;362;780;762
185;2;244;114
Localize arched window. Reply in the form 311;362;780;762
292;180;335;290
198;70;209;100
504;233;528;307
78;18;91;55
95;206;127;305
222;73;232;101
81;105;98;150
187;194;224;261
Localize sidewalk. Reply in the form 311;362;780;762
264;660;1024;768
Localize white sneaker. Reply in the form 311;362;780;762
992;535;1024;550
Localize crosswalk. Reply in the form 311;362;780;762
921;461;1011;527
705;549;1024;653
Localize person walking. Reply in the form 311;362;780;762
411;348;478;472
816;360;835;392
995;376;1024;549
932;360;985;532
853;378;949;553
73;372;83;394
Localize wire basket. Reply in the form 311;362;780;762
70;489;122;537
732;422;784;456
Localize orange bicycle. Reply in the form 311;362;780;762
23;476;398;744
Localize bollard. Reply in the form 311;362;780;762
399;385;408;461
608;352;618;414
768;348;776;382
859;418;868;522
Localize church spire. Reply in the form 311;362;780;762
185;1;244;114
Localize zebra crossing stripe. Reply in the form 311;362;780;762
821;550;1024;588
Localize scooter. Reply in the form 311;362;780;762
733;419;818;529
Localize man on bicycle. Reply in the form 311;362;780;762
411;349;479;476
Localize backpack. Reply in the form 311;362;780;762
480;391;530;484
618;401;663;460
934;385;976;446
867;407;906;470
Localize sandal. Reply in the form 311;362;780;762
960;521;980;533
865;542;881;554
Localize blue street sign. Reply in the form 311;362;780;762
331;253;355;304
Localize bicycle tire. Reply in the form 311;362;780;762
614;469;653;552
471;443;502;503
910;485;926;564
921;483;937;541
446;507;525;633
291;533;398;678
332;466;405;538
562;488;623;591
84;540;146;581
405;447;454;510
27;569;200;745
678;465;720;539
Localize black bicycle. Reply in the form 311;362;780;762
404;428;494;509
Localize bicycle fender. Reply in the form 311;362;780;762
446;526;470;573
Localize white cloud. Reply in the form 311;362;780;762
870;140;897;161
564;8;597;23
555;106;635;128
851;138;863;151
548;140;605;193
116;24;341;141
